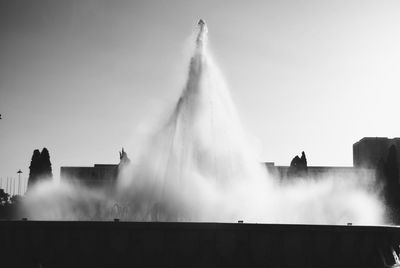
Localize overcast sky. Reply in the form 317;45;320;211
1;0;400;180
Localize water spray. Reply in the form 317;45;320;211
22;20;386;225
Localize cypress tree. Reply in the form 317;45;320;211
40;147;53;179
28;149;41;188
27;148;53;189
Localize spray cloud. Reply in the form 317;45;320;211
24;20;385;224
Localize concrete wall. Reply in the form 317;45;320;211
1;221;399;268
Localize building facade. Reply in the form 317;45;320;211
265;163;374;181
60;164;118;188
353;137;400;168
60;139;400;186
60;149;130;188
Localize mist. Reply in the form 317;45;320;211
22;21;385;225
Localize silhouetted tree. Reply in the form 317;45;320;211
40;147;52;179
0;189;9;205
0;189;11;219
287;151;308;178
290;156;301;168
0;192;24;220
10;195;22;204
28;148;53;189
28;149;41;188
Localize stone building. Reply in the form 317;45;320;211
60;149;129;188
60;164;118;188
61;139;400;186
353;137;400;168
265;162;374;181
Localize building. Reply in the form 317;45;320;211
61;164;118;188
266;137;400;180
60;149;129;188
353;137;400;168
61;139;400;186
265;163;374;181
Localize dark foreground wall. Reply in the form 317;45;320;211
1;221;400;268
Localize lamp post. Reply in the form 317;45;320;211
17;170;22;195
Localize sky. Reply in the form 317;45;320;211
1;0;400;180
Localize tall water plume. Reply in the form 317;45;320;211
24;20;385;224
117;20;269;221
116;20;384;224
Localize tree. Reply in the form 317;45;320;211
10;195;23;204
28;149;41;188
27;148;53;189
0;189;9;205
287;151;308;178
0;189;11;219
40;147;53;179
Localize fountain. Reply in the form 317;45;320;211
23;20;384;225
